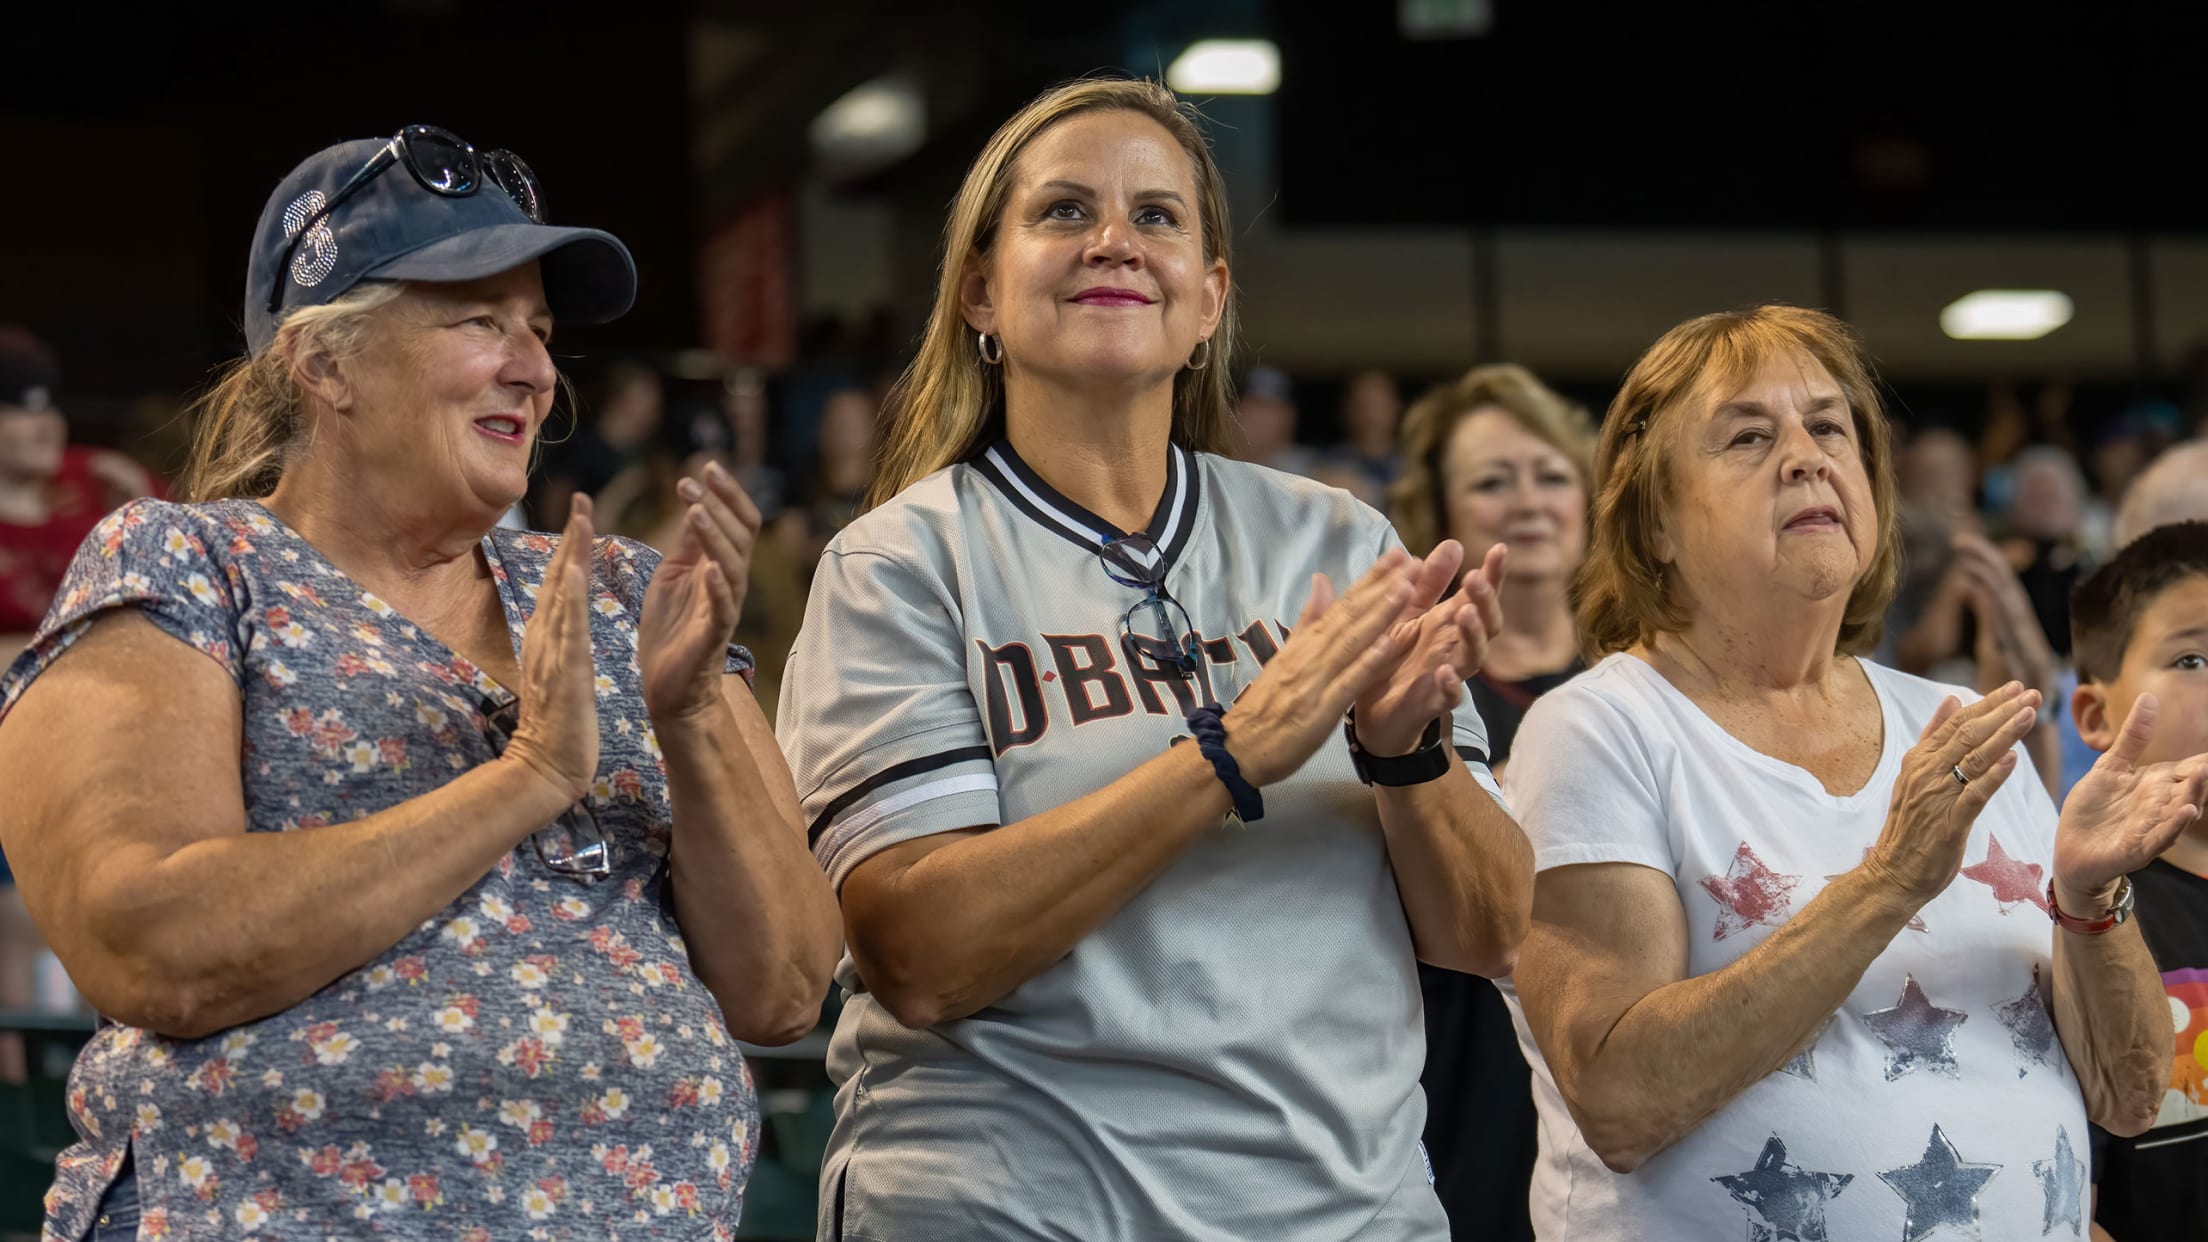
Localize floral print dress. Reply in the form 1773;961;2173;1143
0;498;763;1241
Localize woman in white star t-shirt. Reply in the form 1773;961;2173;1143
1502;304;2208;1242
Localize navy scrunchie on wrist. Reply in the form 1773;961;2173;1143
1186;704;1264;822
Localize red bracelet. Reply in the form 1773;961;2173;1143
2046;876;2133;935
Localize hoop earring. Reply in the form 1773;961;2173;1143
1186;339;1210;371
977;332;1003;365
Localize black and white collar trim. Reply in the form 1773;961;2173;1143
972;438;1201;572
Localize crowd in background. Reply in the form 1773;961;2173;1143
4;318;2207;820
5;315;2207;844
5;314;2208;1232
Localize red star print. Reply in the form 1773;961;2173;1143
1699;842;1802;940
1960;834;2050;915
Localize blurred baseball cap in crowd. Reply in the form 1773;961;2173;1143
1243;366;1294;404
0;326;60;412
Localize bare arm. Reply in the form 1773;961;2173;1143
0;614;576;1039
1362;544;1532;976
1516;685;2039;1171
1518;862;1922;1172
2052;916;2167;1136
839;553;1419;1030
2046;695;2208;1135
0;499;607;1040
842;741;1233;1028
660;675;841;1045
1377;751;1532;976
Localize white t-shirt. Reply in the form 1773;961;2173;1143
1501;653;2090;1242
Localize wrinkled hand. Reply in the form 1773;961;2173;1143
1352;541;1508;756
503;495;602;802
1862;683;2039;905
1221;551;1419;787
639;461;762;722
1954;532;2057;697
2055;694;2208;909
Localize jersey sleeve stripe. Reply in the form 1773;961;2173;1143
806;744;998;844
814;772;1002;864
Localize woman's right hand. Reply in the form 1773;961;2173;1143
1224;550;1420;787
1862;681;2040;905
502;495;602;803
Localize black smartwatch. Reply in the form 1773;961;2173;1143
1344;711;1450;787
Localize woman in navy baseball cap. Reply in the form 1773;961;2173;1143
0;127;839;1239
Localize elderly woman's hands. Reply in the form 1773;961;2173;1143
639;462;762;722
2054;695;2208;910
503;495;603;801
1861;682;2041;905
1351;541;1508;756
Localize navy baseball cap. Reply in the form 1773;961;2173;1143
0;326;60;412
244;134;637;356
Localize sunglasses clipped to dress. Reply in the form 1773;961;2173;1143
480;693;613;880
267;124;545;315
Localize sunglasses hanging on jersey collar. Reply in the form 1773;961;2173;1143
267;124;545;315
1099;533;1201;675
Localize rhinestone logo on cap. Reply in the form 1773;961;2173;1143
281;190;339;289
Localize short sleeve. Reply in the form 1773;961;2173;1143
1;500;245;724
1372;517;1505;801
1503;683;1675;876
596;535;754;682
777;546;1000;890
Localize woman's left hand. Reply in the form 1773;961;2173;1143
1351;540;1508;756
2055;693;2208;905
638;462;762;722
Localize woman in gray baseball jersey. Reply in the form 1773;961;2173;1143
777;78;1535;1241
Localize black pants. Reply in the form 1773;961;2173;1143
88;1154;139;1241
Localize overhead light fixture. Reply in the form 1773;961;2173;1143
809;74;926;181
1166;39;1281;95
1939;290;2074;340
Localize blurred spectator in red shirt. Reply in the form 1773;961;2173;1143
0;327;165;643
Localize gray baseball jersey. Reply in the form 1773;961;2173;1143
777;439;1498;1241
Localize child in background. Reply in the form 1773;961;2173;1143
2069;520;2208;1240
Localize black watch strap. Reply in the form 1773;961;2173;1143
1344;712;1450;787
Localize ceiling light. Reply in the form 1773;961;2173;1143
1939;290;2074;340
809;75;926;179
1166;39;1281;95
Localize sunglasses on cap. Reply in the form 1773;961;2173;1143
267;124;544;316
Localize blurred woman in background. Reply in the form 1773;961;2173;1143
1392;361;1593;1240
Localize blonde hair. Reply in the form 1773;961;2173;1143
1390;362;1594;556
178;283;406;501
867;77;1239;509
1573;304;1902;659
